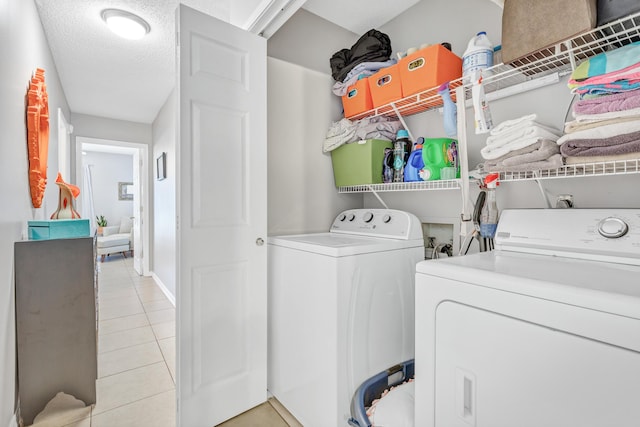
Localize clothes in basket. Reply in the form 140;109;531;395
349;359;415;427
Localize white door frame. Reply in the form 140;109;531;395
75;136;151;276
57;108;72;181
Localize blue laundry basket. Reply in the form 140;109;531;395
348;359;415;427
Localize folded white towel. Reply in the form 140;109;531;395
556;119;640;145
490;113;537;136
564;115;640;134
481;136;544;160
486;122;560;148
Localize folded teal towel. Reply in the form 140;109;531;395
571;41;640;81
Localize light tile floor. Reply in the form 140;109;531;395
27;253;301;427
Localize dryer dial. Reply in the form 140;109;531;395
597;217;629;238
363;212;374;223
382;214;392;223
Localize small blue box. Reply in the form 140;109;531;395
28;219;91;240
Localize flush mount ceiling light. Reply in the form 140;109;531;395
101;9;150;40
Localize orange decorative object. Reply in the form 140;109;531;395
26;68;50;208
50;173;81;219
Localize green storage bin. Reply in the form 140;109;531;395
331;139;393;186
28;219;91;240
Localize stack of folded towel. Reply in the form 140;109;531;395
480;114;562;172
568;41;640;97
561;42;640;164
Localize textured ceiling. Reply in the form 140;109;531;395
34;0;424;124
35;0;178;124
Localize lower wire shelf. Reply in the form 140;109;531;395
337;179;461;193
498;159;640;182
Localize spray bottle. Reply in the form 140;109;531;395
480;173;499;239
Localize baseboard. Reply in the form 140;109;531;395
151;272;176;307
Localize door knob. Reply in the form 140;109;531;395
256;238;264;246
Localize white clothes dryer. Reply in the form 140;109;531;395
268;209;424;427
415;209;640;427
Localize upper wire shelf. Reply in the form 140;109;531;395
348;11;640;121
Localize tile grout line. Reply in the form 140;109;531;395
91;388;176;420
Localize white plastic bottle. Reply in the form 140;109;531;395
462;31;494;77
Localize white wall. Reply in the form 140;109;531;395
82;152;134;227
267;58;362;235
151;90;177;298
267;8;358;75
0;0;70;424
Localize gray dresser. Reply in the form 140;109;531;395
14;237;97;425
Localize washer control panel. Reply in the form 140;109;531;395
495;209;640;265
330;209;423;240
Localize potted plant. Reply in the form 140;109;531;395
96;215;107;235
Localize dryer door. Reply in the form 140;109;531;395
434;301;640;427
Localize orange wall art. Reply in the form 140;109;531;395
26;68;49;208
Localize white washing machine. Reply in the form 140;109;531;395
415;209;640;427
268;209;424;427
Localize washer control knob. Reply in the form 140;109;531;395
597;217;629;238
363;212;374;223
338;214;346;222
382;214;392;223
348;213;356;222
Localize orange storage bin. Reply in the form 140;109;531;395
399;44;462;97
342;79;373;118
369;64;403;108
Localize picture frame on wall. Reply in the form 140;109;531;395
157;152;166;181
118;182;134;200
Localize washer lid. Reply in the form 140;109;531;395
268;232;423;257
416;251;640;319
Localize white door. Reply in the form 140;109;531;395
176;5;267;427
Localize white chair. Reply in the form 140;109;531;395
96;217;133;261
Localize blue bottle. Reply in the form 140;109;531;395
404;139;425;182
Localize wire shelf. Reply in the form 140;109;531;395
498;159;640;182
337;179;461;193
348;12;640;121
